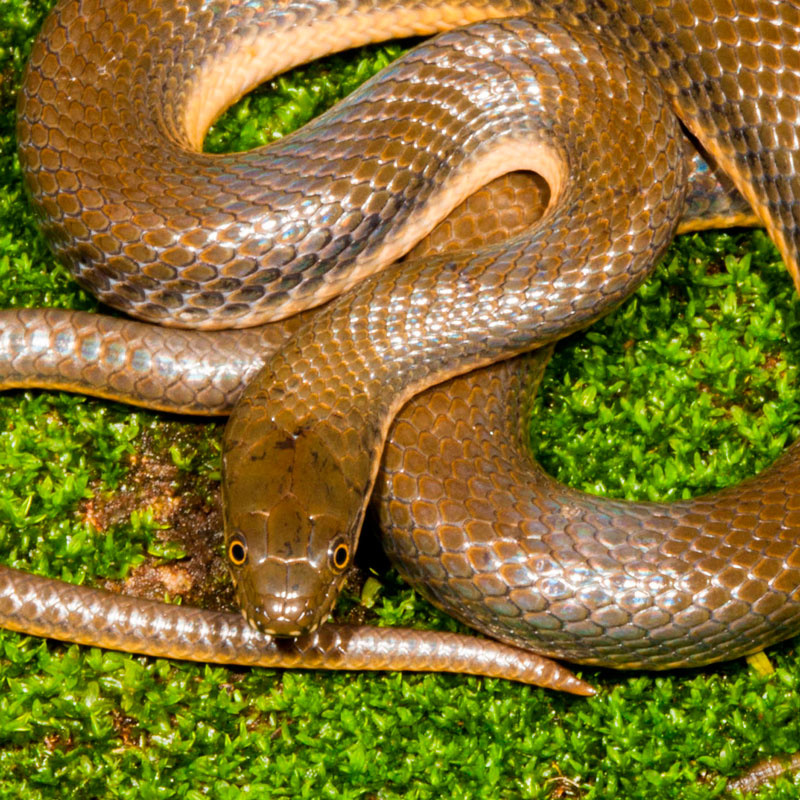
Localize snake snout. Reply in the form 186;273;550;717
236;559;337;637
245;597;319;637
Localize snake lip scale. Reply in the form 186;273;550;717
6;0;800;692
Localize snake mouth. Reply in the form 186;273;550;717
242;596;323;638
234;560;339;637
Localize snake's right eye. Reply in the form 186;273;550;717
329;540;350;573
228;536;248;566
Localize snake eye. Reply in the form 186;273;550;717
228;536;248;566
330;541;350;573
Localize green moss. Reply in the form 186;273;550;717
1;0;800;797
204;43;410;153
532;230;800;502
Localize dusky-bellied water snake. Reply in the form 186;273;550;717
8;0;800;692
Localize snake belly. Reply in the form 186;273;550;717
9;0;800;682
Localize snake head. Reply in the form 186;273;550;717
222;400;371;637
223;507;355;636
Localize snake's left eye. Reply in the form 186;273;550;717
330;541;350;573
228;536;248;566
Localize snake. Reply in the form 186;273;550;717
8;0;800;694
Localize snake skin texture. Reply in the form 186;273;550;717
0;161;753;414
16;0;551;329
9;0;800;686
0;564;593;692
378;354;800;668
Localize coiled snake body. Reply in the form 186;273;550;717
8;0;800;693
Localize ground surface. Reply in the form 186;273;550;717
1;0;800;797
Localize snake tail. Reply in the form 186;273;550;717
0;565;594;694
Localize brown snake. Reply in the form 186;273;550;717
8;0;800;694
